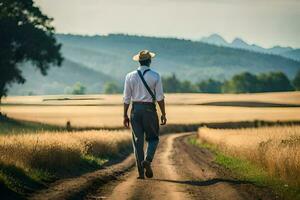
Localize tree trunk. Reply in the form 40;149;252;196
0;96;2;116
0;83;4;116
0;95;2;116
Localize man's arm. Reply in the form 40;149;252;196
123;74;131;128
157;99;167;125
123;103;130;128
155;74;167;125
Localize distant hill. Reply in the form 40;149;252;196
57;34;300;80
200;34;296;58
8;34;300;95
282;49;300;61
8;59;114;95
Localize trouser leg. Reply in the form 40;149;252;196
130;111;145;176
145;138;159;162
143;109;160;162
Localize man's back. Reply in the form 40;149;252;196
123;65;164;104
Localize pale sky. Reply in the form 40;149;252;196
35;0;300;48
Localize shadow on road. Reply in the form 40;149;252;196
149;178;253;186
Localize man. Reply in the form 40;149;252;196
123;50;167;179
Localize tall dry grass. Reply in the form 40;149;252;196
198;126;300;186
0;130;131;174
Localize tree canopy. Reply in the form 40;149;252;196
162;74;198;93
257;72;294;92
71;82;86;95
0;0;62;100
161;71;295;94
222;72;259;93
104;82;122;94
197;79;222;93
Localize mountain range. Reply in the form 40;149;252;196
8;33;300;95
200;34;300;61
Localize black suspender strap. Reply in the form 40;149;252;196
137;70;156;102
143;69;150;76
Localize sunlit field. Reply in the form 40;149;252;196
2;105;300;128
197;126;300;187
0;130;131;176
3;92;300;106
2;92;300;127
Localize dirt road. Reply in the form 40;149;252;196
84;132;276;200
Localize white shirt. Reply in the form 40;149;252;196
123;65;164;104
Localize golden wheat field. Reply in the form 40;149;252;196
2;92;300;127
0;130;131;174
197;126;300;186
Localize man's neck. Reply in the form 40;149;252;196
138;65;150;70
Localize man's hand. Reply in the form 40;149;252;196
160;114;167;125
123;115;130;128
123;103;130;128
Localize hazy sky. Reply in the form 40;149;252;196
35;0;300;48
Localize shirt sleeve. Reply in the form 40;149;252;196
155;74;165;101
123;74;132;104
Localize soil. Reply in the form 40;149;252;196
29;155;135;200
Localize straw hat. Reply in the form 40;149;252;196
133;50;155;61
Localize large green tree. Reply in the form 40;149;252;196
257;71;294;92
0;0;62;103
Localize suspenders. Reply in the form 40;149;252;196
142;69;150;76
137;69;156;102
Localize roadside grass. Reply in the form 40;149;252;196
197;126;300;186
0;155;111;199
0;157;110;199
0;127;132;199
188;137;300;200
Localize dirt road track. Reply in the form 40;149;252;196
30;155;135;200
85;132;277;200
105;133;190;200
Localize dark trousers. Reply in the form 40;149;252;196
130;103;159;176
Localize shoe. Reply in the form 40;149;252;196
142;160;153;178
137;176;145;179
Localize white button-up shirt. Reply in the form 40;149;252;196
123;65;164;104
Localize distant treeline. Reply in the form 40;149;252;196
163;70;300;93
97;70;300;94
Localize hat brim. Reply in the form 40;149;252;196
133;52;155;61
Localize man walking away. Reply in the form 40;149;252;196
123;50;167;179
